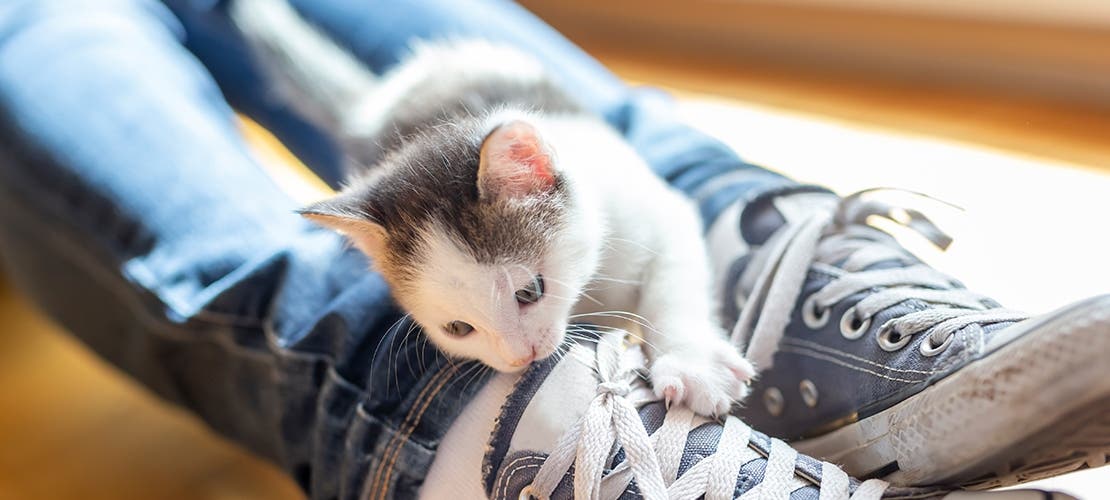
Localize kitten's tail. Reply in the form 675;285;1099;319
229;0;376;132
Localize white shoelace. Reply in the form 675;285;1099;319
734;190;1029;369
522;334;889;500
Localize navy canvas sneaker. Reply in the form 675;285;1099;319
479;331;1074;499
708;186;1110;489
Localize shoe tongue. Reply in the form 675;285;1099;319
739;187;839;245
738;188;924;273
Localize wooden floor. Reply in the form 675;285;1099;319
2;43;1109;500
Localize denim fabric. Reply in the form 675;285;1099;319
0;0;791;498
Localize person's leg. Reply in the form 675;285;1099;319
0;1;480;498
155;0;349;186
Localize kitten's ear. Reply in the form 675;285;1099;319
299;195;388;259
478;120;557;200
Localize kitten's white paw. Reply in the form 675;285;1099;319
650;339;755;417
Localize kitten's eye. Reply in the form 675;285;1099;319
515;274;545;305
444;320;475;337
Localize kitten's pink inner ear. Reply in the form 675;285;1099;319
302;213;388;259
478;120;556;199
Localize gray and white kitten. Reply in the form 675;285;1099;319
232;0;753;416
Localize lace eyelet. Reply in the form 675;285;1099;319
802;295;830;329
919;333;954;357
877;324;912;351
799;380;819;408
763;387;785;416
839;306;871;340
519;484;538;500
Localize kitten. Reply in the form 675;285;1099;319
232;0;754;415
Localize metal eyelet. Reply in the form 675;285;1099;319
519;484;538;500
839;306;871;340
877;324;912;351
802;295;830;329
919;333;954;357
799;380;819;408
763;387;785;416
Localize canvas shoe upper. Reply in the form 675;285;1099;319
709;186;1110;489
477;329;1076;500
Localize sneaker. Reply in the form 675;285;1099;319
710;186;1110;489
475;330;1073;499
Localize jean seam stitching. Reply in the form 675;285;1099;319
367;364;458;499
374;365;458;499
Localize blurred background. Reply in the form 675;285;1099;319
2;1;1109;498
520;0;1110;167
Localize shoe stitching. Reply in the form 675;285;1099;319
781;337;941;375
367;364;459;500
498;455;544;499
498;454;638;499
778;345;925;383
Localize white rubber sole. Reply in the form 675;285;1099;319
794;294;1110;489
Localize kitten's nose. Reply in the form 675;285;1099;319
508;347;537;368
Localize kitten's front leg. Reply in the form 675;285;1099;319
636;207;756;417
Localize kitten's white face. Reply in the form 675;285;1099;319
303;115;600;372
399;220;597;372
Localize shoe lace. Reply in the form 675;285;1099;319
733;189;1029;370
521;334;889;500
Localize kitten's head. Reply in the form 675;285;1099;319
302;112;601;372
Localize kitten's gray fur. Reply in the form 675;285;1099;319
313;115;570;282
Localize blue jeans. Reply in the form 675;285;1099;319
0;0;790;497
